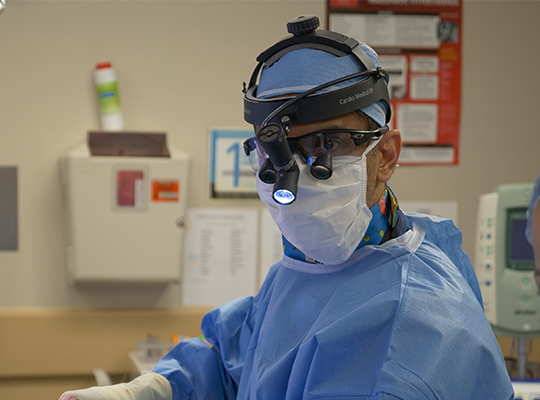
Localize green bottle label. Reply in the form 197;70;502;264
96;81;120;114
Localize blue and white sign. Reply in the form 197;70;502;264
209;128;258;199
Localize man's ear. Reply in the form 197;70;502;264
376;130;402;183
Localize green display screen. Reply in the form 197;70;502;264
506;208;535;270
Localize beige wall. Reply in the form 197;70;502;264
0;0;326;308
1;0;538;308
1;0;540;398
391;0;540;259
1;0;539;306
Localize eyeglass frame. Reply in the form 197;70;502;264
243;125;389;166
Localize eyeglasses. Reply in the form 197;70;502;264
243;125;389;170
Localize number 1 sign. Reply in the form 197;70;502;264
209;128;259;199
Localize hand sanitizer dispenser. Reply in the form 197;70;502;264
59;132;189;283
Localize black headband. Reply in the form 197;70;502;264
243;16;391;126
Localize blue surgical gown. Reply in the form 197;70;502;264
154;213;514;399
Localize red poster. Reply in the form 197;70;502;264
328;0;462;165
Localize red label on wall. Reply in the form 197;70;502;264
117;170;144;207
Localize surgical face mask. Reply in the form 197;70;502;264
257;140;379;265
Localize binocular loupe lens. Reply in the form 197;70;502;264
310;152;332;180
258;158;277;184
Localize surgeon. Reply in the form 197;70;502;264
59;15;514;400
526;174;540;289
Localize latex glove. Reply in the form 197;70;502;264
59;372;172;400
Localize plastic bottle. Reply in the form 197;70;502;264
94;62;124;131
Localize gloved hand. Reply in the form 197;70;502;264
58;372;172;400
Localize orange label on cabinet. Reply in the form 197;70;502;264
152;180;179;202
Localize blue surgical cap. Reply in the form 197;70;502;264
257;45;389;128
526;174;540;245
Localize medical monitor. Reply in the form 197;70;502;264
475;183;538;337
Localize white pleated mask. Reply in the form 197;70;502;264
257;140;379;265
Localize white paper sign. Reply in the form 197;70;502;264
259;209;283;288
182;208;258;306
397;103;438;143
330;13;440;49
